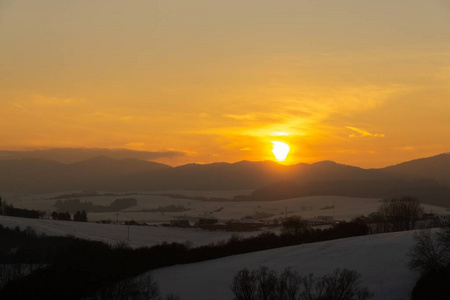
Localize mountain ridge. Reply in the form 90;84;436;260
0;153;449;207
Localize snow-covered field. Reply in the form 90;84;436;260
5;191;449;224
0;216;260;248
148;231;420;300
1;189;435;300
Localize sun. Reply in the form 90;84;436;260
271;141;290;162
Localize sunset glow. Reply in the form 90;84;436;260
1;1;449;167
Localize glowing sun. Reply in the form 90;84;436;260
271;141;290;161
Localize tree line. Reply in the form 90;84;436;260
0;196;43;219
50;210;88;222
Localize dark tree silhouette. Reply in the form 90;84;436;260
281;216;308;236
51;211;58;220
376;196;424;232
410;228;450;299
231;268;256;300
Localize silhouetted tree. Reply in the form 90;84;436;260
51;211;58;220
409;229;450;274
81;210;88;222
376;196;424;232
409;229;450;299
74;211;82;222
231;268;257;300
312;268;372;300
57;211;71;221
73;210;87;222
277;268;302;300
281;216;308;236
255;266;278;300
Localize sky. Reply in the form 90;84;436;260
1;0;449;167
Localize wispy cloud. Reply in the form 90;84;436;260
9;101;24;110
224;114;255;120
346;126;385;138
398;146;415;151
32;95;78;105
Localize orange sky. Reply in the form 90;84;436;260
1;0;449;167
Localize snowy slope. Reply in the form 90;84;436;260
7;192;449;224
0;215;423;299
0;216;259;248
148;231;419;300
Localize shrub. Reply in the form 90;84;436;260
85;274;160;300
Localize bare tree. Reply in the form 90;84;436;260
277;268;302;300
376;196;424;232
231;268;257;300
314;269;372;300
409;229;450;274
281;216;308;236
255;266;278;300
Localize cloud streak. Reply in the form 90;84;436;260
346;126;385;138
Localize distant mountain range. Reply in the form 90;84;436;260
1;153;449;206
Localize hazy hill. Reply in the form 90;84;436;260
290;160;391;182
0;157;171;192
1;153;449;206
244;154;450;206
69;156;170;178
381;153;450;184
119;160;295;191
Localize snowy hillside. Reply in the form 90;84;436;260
0;216;259;248
148;231;420;300
6;192;449;224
